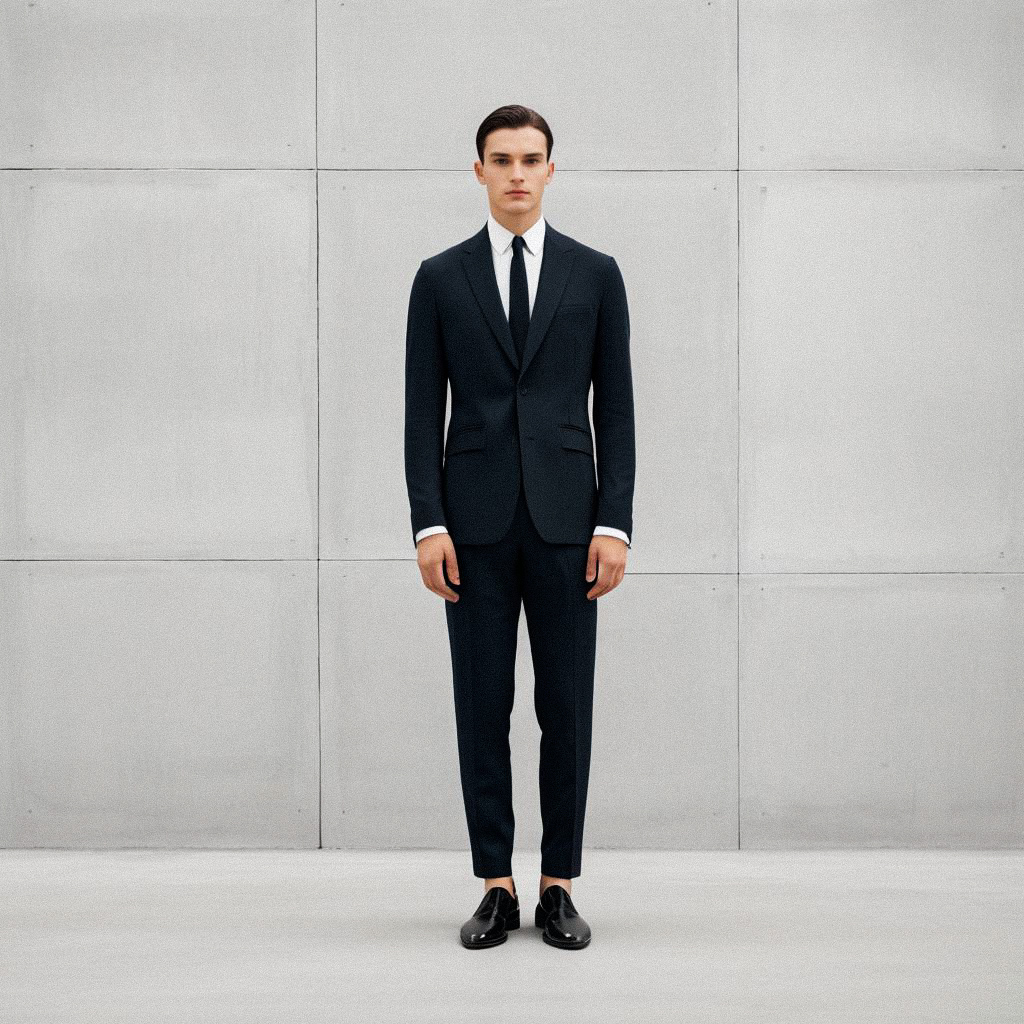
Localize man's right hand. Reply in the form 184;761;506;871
417;533;460;602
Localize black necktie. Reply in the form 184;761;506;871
509;234;529;366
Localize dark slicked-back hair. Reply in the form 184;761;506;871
476;105;554;163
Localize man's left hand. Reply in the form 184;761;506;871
585;536;628;599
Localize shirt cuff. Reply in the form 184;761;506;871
593;525;631;547
414;525;449;544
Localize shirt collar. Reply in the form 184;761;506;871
487;211;546;257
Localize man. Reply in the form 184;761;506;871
404;104;635;950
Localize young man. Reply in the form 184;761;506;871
404;105;635;950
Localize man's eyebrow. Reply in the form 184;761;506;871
489;151;545;158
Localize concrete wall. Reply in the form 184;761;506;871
1;0;1021;850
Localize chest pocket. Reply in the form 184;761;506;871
553;303;595;319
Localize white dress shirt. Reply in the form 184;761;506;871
414;212;631;548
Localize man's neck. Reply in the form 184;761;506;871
490;208;543;237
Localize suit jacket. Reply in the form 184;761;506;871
404;219;635;549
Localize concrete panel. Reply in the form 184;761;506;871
739;171;1024;573
321;563;738;851
319;560;464;850
739;573;1024;847
317;0;737;169
0;170;318;559
319;170;737;571
589;572;738;849
0;560;319;847
0;0;315;168
740;0;1024;169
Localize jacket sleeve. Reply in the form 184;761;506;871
404;260;449;548
592;255;635;542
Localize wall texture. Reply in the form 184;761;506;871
1;0;1021;850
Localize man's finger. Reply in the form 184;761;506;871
587;562;611;599
446;547;460;585
434;562;459;601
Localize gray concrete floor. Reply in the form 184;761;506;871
0;849;1019;1022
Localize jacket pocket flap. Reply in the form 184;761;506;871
446;425;485;454
559;423;593;454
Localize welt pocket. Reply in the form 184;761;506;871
451;422;485;435
553;303;593;316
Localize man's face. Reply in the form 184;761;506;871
474;126;553;219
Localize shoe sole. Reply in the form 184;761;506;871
540;930;591;950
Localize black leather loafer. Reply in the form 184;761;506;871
459;886;520;948
534;883;591;949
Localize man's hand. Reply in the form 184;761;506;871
586;535;628;599
417;533;460;602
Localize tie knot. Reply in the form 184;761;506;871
512;235;525;253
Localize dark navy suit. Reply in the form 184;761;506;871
404;217;635;878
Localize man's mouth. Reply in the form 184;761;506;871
507;190;529;195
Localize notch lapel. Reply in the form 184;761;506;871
520;224;577;379
460;225;518;370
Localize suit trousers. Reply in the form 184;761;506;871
443;480;598;879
